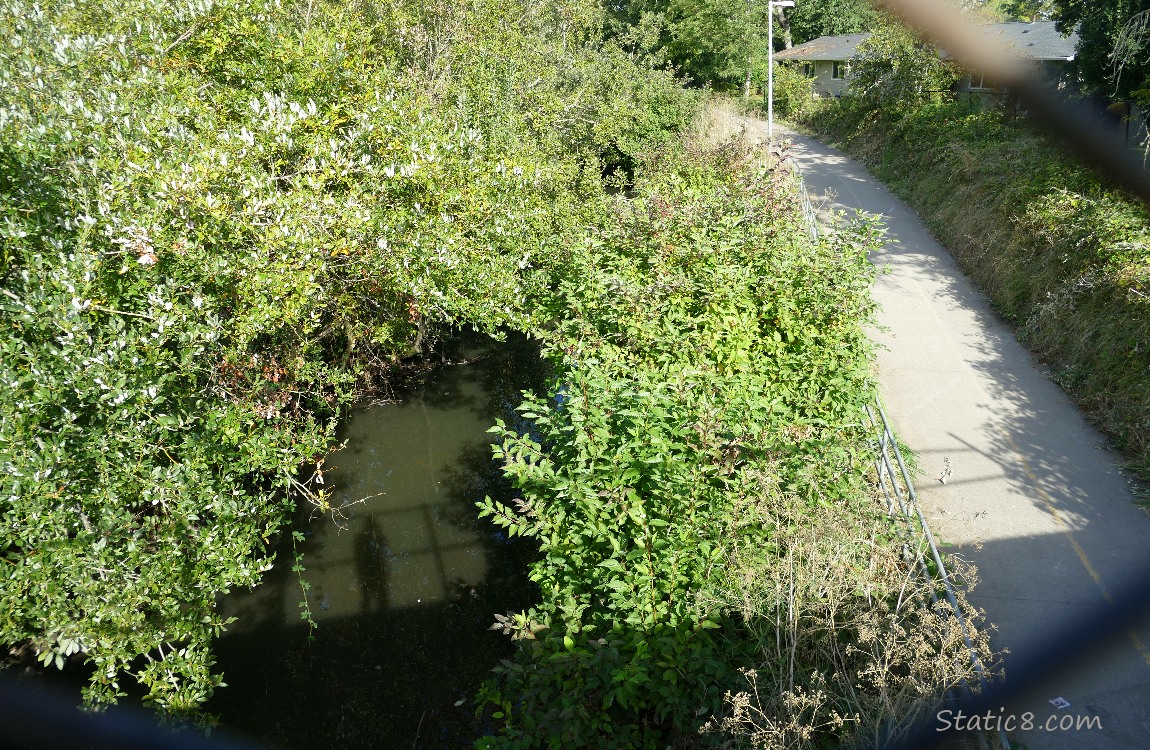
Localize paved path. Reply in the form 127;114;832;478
744;121;1150;749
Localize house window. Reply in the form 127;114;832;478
967;72;991;91
831;61;848;80
802;63;814;77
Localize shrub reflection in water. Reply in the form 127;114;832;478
211;334;546;749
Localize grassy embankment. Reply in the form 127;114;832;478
797;96;1150;484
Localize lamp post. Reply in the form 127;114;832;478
767;0;795;139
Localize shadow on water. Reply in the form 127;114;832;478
210;332;549;749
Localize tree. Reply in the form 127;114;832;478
1052;0;1150;99
664;0;763;85
848;22;962;107
773;3;793;50
787;0;881;45
605;0;771;89
995;0;1057;21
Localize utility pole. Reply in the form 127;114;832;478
768;0;795;139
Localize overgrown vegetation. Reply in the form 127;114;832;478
763;64;817;121
1051;0;1150;101
846;24;961;108
605;1;768;90
0;0;697;717
2;0;995;740
761;18;960;123
474;131;993;747
797;31;1150;480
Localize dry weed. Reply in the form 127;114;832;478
692;97;756;149
700;467;999;749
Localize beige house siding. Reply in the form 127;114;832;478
809;60;849;97
775;32;869;97
780;23;1077;100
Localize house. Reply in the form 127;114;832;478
773;33;870;97
774;22;1079;97
944;22;1079;92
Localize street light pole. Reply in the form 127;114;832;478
767;0;795;139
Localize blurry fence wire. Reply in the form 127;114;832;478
7;2;1150;748
786;156;821;243
881;569;1150;750
872;0;1150;209
854;2;1150;748
0;673;260;750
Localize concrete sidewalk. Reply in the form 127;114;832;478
759;123;1150;749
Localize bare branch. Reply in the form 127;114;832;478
163;20;204;58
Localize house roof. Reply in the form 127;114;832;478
941;21;1079;62
774;22;1078;64
774;33;870;62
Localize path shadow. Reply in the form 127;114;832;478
781;130;1150;749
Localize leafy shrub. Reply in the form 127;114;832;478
0;0;701;717
847;23;961;108
703;483;991;749
440;1;701;180
589;44;705;178
764;62;816;120
475;136;989;747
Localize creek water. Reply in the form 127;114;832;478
211;334;547;749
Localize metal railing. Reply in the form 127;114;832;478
782;5;1150;746
787;154;1006;748
866;402;1008;750
790;157;821;244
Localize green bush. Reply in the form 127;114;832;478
0;0;993;731
764;62;816;120
474;136;990;747
847;23;961;108
0;0;701;718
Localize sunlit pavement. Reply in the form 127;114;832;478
740;119;1150;749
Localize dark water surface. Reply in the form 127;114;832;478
211;334;546;749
